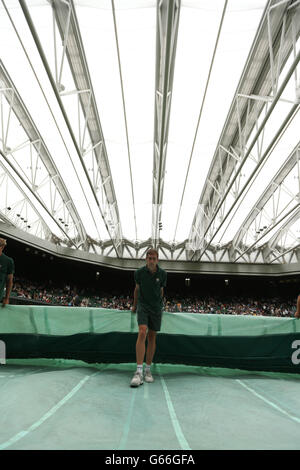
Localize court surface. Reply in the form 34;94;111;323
0;359;300;450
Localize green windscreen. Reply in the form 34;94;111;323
0;305;300;373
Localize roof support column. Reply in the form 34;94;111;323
152;0;180;249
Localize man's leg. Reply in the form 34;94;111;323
130;324;148;387
143;329;157;383
136;324;148;365
145;329;157;366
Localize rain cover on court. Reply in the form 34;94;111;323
1;305;300;373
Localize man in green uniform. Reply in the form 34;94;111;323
130;248;167;387
0;238;14;307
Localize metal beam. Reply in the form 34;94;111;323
0;156;54;241
152;0;180;249
19;0;123;257
0;59;87;245
265;206;300;261
191;52;300;261
0;148;78;247
187;0;300;260
3;221;300;276
52;0;123;255
0;210;15;227
232;142;300;253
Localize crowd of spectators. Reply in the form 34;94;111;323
13;278;73;306
11;276;297;317
12;277;133;310
164;294;295;317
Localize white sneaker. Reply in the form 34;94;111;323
130;371;143;387
144;369;154;383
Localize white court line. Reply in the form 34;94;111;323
236;379;300;424
0;370;100;450
0;368;31;378
0;375;23;378
157;367;191;450
118;387;137;450
0;368;47;379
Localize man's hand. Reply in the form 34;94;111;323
131;305;137;313
2;297;9;308
295;311;300;319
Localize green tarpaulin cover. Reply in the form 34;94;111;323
1;305;300;373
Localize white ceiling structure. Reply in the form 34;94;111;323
0;0;300;273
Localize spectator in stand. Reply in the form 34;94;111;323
72;294;80;307
81;297;89;307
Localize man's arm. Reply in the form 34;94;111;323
161;287;166;308
132;284;139;312
2;274;13;307
295;295;300;318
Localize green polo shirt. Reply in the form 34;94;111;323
0;252;14;300
134;264;167;312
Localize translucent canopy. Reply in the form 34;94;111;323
0;0;299;264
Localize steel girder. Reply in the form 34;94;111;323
52;0;123;253
0;214;14;227
187;0;300;262
0;60;87;247
151;0;180;249
19;0;124;257
81;236;186;261
3;219;300;276
0;1;299;264
0;145;81;247
263;206;300;262
0;151;54;241
231;144;300;262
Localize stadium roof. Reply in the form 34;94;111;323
0;0;300;272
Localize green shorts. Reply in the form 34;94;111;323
137;305;163;332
